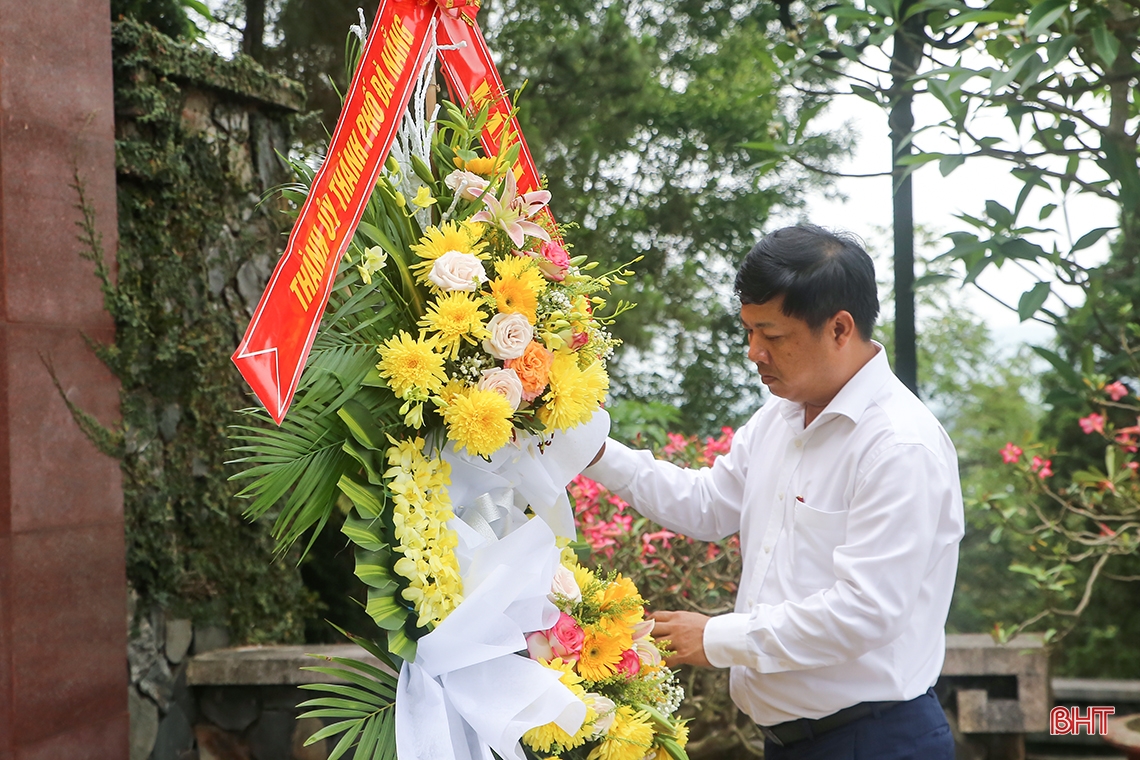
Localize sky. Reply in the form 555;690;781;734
783;58;1118;355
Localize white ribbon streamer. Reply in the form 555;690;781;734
395;518;587;760
442;410;611;538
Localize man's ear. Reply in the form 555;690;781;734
832;311;857;348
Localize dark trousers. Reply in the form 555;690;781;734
763;688;953;760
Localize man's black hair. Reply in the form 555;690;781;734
734;224;879;340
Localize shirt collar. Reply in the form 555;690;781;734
775;342;893;432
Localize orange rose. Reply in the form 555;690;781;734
505;341;553;402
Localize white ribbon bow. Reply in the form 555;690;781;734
442;410;610;538
395;517;587;760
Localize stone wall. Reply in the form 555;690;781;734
109;20;318;760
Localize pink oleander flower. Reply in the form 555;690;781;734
1000;442;1023;464
640;529;676;557
1030;456;1054;478
1079;413;1106;435
470;172;552;247
1106;381;1129;401
616;649;641;678
662;432;689;457
548;612;585;660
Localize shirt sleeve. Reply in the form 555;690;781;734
703;440;962;672
581;424;753;542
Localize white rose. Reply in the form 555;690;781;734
582;693;617;738
428;250;488;292
483;312;533;360
444;169;490;201
549;563;582;604
477;368;523;411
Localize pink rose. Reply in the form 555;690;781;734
616;649;641;677
548;612;585;660
526;631;554;661
569;331;589;350
534;241;571;281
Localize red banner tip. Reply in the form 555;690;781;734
232;345;288;425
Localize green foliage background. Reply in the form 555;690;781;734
100;20;320;642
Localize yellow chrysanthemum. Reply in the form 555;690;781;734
577;628;625;682
442;387;514;458
454;155;500;176
419;291;488;358
587;707;655;760
490;256;546;322
377;333;447;399
573;563;599;598
410;221;488;284
523;659;595;754
539;354;609;432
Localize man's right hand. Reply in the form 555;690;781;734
588;441;606;467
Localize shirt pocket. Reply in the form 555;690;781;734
791;500;848;591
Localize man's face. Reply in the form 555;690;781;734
740;297;834;405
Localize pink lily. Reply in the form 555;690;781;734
470;171;551;247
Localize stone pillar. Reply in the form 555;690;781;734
0;1;127;758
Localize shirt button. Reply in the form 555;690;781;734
764;545;772;554
777;492;785;500
794;439;803;449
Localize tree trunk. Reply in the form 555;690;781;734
888;7;923;395
243;0;267;62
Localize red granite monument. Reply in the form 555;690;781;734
0;0;128;757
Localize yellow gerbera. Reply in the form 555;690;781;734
377;333;447;399
490;256;546;322
576;628;625;682
442;387;514;457
587;707;655;760
539;354;609;432
410;221;488;284
419;291;488;358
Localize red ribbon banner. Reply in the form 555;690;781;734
234;1;552;423
232;0;435;423
436;15;546;198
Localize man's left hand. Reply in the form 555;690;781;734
649;610;712;667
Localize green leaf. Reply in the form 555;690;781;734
338;398;388;451
343;514;387;552
297;683;391;708
985;200;1014;227
327;719;365;760
1031;345;1081;388
338;471;386;518
1092;22;1119;66
305;718;364;746
1017;282;1050;322
1071;227;1112;253
367;591;409;630
1039;203;1057;221
1026;0;1068;37
1000;238;1046;261
357;549;397;590
939;155;965;177
387;627;418;661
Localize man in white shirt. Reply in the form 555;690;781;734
584;225;963;759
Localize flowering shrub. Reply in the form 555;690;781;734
571;428;765;757
989;377;1140;644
